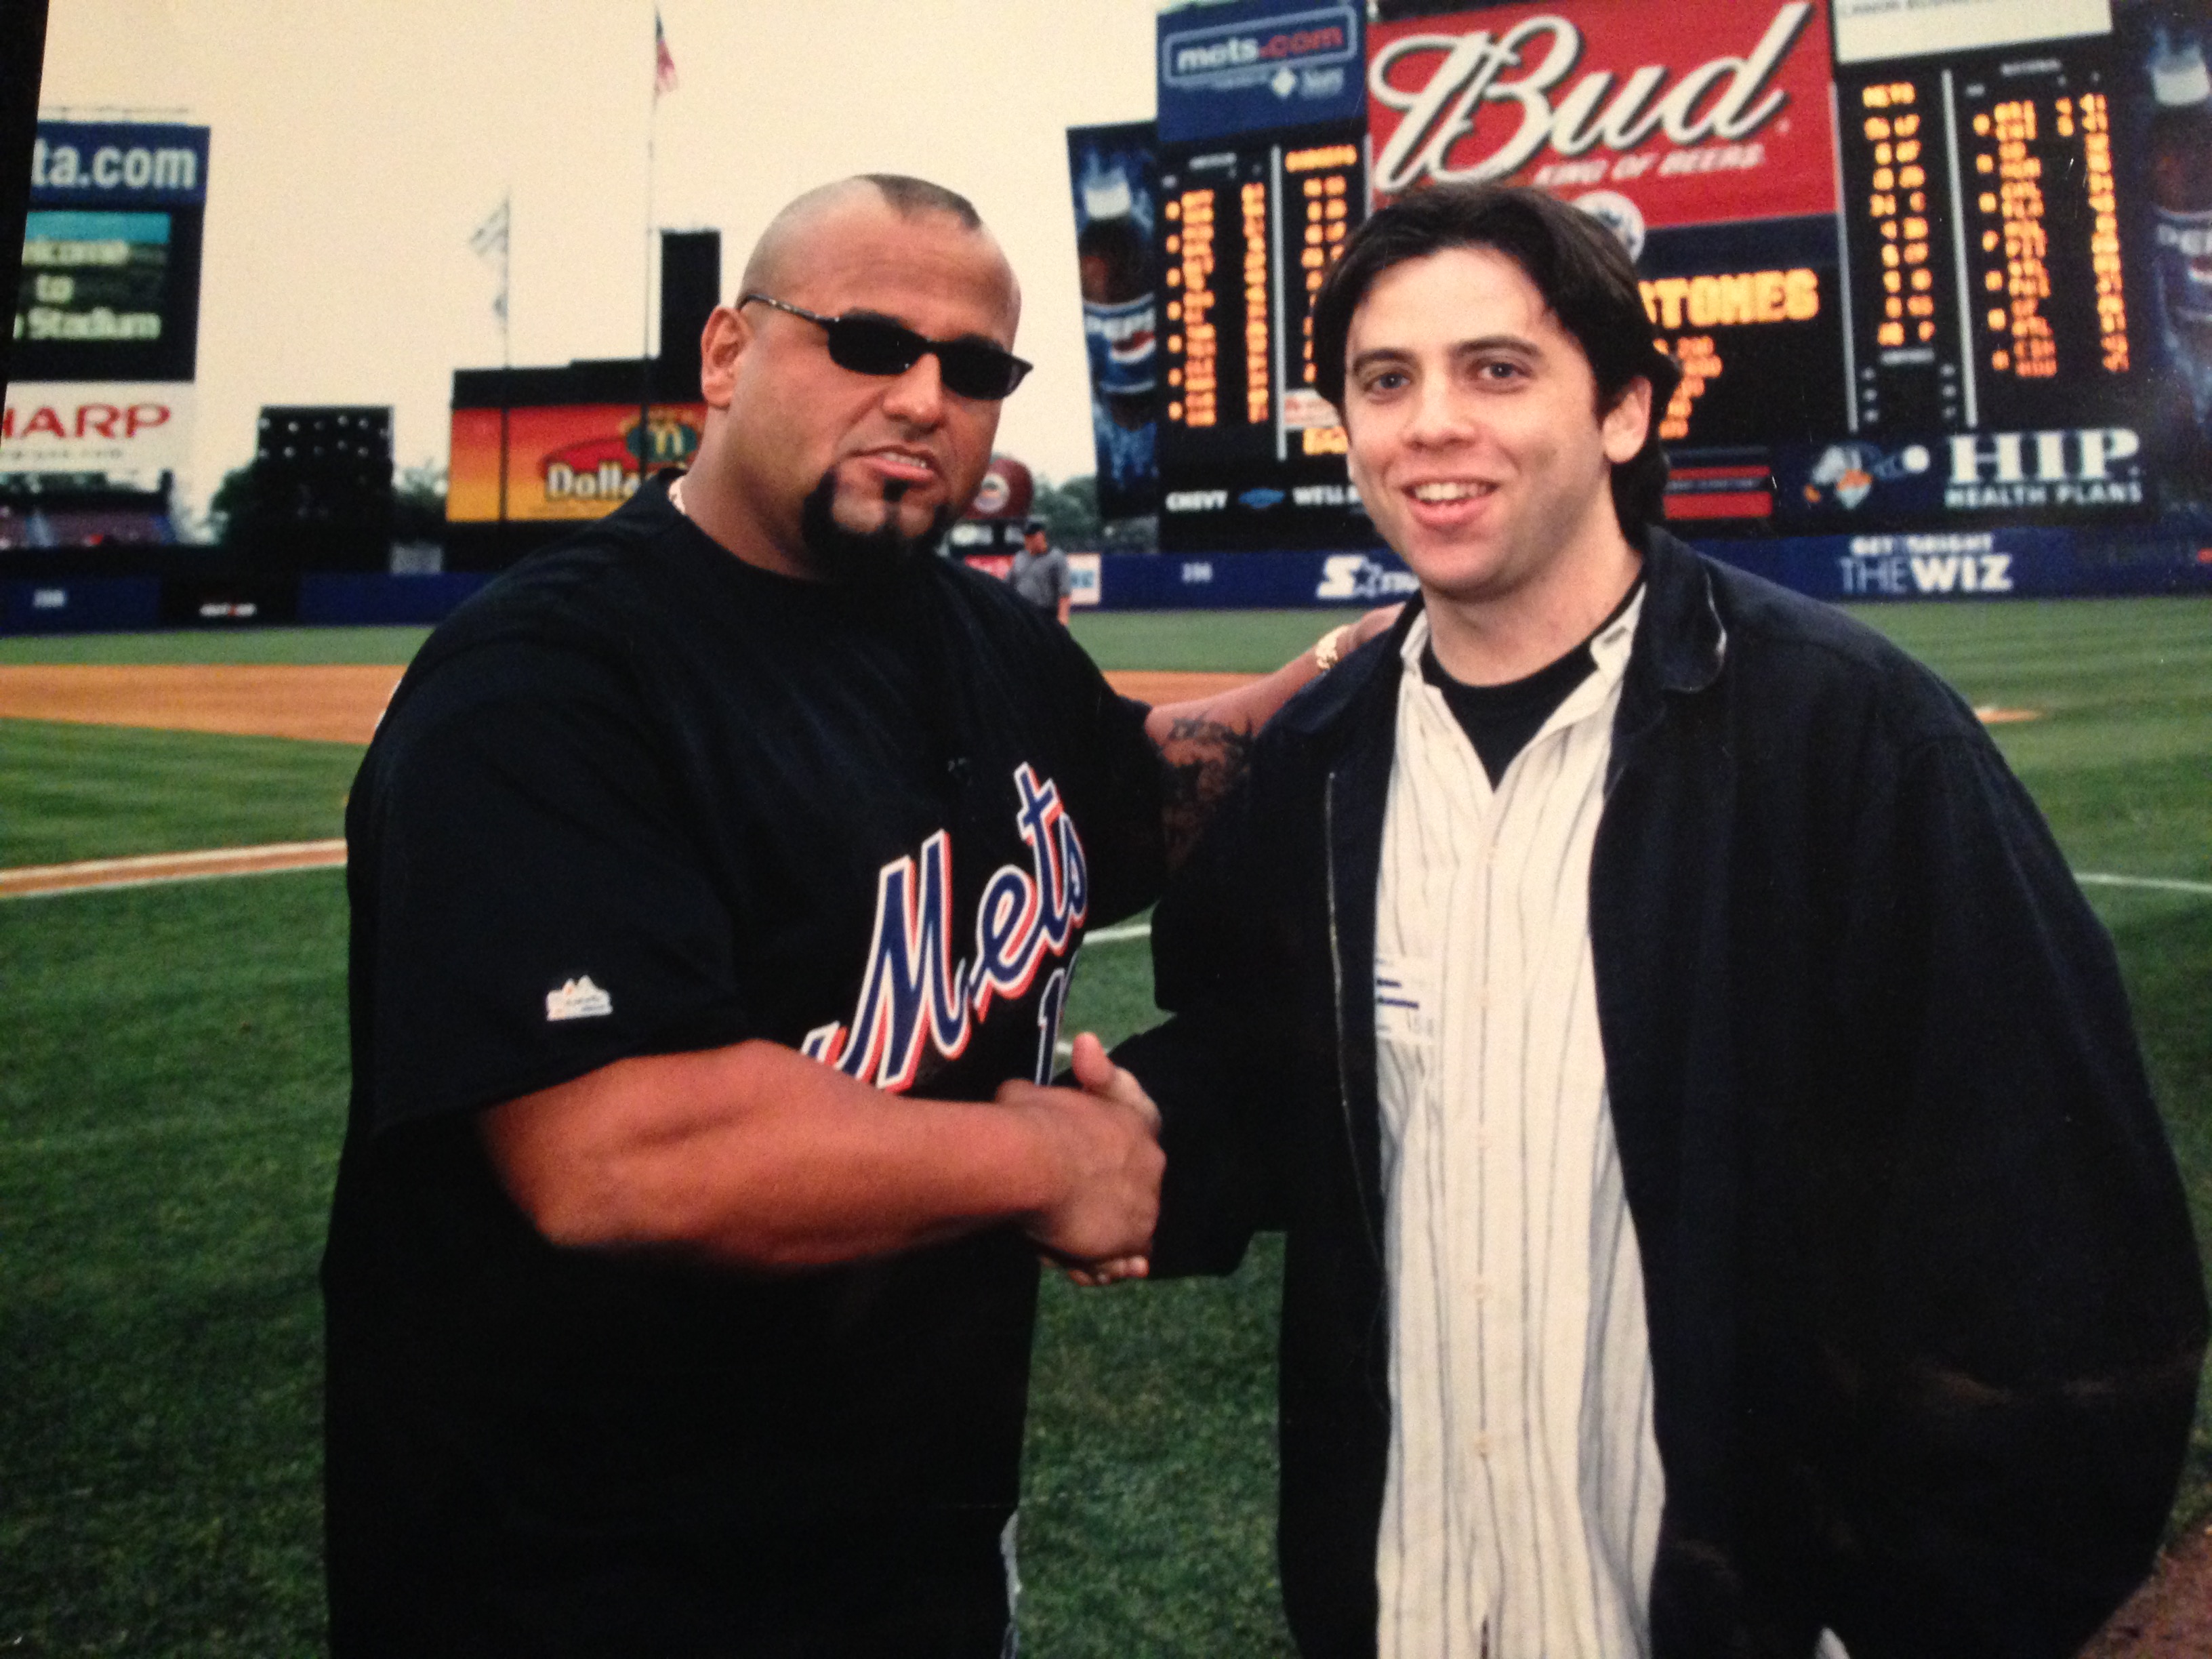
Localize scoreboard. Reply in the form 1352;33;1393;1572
1157;124;1368;550
1956;61;2133;420
1837;71;1961;433
1284;140;1361;453
1160;147;1270;462
1787;30;2158;527
1837;47;2136;441
1091;0;2210;554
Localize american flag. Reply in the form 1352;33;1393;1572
653;9;678;97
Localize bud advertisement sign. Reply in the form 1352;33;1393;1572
448;403;705;523
1158;0;1366;144
1067;122;1160;522
1366;0;1837;232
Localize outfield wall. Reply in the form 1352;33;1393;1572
1080;528;2212;611
5;531;2209;634
0;570;492;634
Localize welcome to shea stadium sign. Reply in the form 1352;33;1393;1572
7;122;209;478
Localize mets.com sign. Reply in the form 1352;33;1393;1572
30;121;210;207
1158;1;1365;143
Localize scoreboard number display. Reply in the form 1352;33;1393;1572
1956;60;2134;422
1283;141;1360;457
1839;46;2137;441
1158;122;1370;550
1788;33;2160;528
1839;70;1965;434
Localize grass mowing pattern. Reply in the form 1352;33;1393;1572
1;874;348;1656
0;626;430;666
0;597;2206;1654
1071;608;1354;674
1;721;363;868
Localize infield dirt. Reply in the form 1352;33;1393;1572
0;664;1254;746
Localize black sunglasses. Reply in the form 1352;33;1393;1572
739;292;1032;401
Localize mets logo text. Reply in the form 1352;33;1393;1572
804;764;1088;1091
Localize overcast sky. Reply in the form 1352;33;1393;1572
37;0;1171;516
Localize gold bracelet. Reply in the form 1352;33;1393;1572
1313;623;1353;673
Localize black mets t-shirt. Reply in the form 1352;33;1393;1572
322;475;1164;1656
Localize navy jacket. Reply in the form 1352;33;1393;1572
1118;531;2206;1659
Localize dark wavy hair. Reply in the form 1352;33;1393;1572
1311;183;1681;537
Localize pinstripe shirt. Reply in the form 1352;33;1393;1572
1372;597;1663;1659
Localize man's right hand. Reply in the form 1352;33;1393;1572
485;1034;1167;1274
996;1039;1162;1271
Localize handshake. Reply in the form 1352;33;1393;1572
996;1031;1163;1288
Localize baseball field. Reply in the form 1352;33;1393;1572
3;598;2208;1656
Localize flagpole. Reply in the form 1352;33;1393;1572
469;196;515;546
638;11;659;492
497;188;512;529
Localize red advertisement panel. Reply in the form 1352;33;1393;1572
1367;0;1837;230
449;402;705;523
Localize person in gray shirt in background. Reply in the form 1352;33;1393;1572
1008;516;1071;624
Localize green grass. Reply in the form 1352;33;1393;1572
0;610;1289;671
1069;608;1352;673
1;598;2207;1655
1;875;348;1656
1;721;361;867
1023;1233;1294;1656
0;626;429;665
1855;599;2212;884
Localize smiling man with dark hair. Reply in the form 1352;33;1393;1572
1119;182;2205;1659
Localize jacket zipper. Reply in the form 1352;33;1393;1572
1324;769;1383;1261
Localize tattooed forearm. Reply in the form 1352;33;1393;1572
1158;714;1258;869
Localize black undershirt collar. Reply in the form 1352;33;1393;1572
1418;573;1646;787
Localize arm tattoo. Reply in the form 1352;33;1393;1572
1157;714;1258;869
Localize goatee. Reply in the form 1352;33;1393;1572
797;474;953;588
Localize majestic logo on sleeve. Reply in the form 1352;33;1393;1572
546;975;613;1021
803;765;1089;1091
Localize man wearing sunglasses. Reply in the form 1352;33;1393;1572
324;173;1382;1658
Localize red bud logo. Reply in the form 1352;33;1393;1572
1368;1;1826;223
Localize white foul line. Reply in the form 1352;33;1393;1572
1;839;348;900
3;838;347;880
3;862;347;901
2073;872;2212;898
5;860;2208;908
